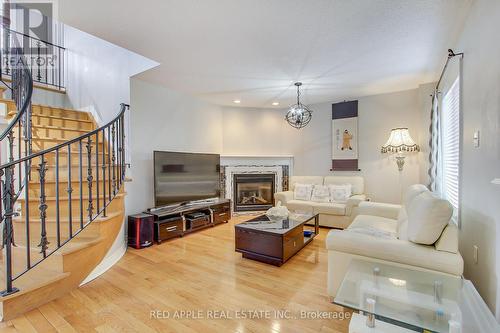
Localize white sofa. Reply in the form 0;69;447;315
326;184;464;298
274;176;366;229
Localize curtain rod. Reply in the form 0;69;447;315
434;49;464;95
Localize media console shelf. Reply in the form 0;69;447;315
146;199;231;243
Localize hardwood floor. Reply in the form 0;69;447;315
0;216;352;333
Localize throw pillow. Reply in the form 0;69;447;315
311;185;330;203
293;183;313;201
328;184;352;203
407;191;453;245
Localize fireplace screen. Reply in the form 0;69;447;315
233;174;275;212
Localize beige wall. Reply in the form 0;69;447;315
452;0;500;320
414;0;500;319
130;82;425;207
127;78;224;214
222;88;424;204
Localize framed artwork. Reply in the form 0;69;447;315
332;100;359;171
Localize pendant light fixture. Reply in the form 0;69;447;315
285;82;312;129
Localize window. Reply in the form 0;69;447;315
440;77;461;224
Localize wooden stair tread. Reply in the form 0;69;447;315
1;99;89;114
13;211;122;224
30;136;103;142
22;124;90;132
8;109;90;119
40;164;120;168
2;103;90;120
0;247;68;297
31;114;94;123
29;178;111;184
0;270;70;301
32;131;102;143
29;149;110;154
18;192;126;202
17;235;103;255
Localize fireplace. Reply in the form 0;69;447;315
233;174;275;212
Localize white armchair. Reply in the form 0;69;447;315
326;184;464;298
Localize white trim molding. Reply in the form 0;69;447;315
220;155;293;212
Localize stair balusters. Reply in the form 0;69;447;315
0;23;34;296
102;128;107;218
86;136;94;221
0;103;129;296
37;155;49;258
0;166;19;296
111;123;116;195
96;132;100;215
68;145;73;237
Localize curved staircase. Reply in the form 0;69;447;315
0;85;128;319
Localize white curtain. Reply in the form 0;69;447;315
428;90;442;196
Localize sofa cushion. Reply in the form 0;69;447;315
289;176;324;191
357;201;401;220
324;176;364;195
274;191;294;205
328;184;352;203
349;214;398;234
435;223;459;253
293;183;313;201
404;184;429;207
311;185;330;203
407;191;453;245
285;200;314;214
396;207;408;236
312;202;346;216
398;220;409;240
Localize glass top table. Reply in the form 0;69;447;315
333;259;474;333
236;212;318;235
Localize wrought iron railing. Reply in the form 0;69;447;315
0;22;33;296
0;103;128;296
1;27;65;91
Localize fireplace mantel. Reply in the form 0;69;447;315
220;155;293;212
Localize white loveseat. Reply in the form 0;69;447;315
326;184;464;298
274;176;366;229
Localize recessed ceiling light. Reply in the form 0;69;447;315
272;102;280;106
233;100;241;104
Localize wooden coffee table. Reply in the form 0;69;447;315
235;213;319;266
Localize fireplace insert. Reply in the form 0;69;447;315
233;174;275;212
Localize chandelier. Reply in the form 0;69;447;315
285;82;312;129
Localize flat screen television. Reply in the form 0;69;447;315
153;151;220;207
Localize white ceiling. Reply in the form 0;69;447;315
58;0;471;108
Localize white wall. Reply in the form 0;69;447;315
127;78;223;215
451;0;500;320
222;88;423;203
64;25;158;124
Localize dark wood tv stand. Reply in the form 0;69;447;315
147;199;231;243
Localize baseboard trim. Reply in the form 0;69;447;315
80;238;127;286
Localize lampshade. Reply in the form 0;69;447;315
381;128;420;153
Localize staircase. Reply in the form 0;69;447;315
0;87;128;320
0;19;129;321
